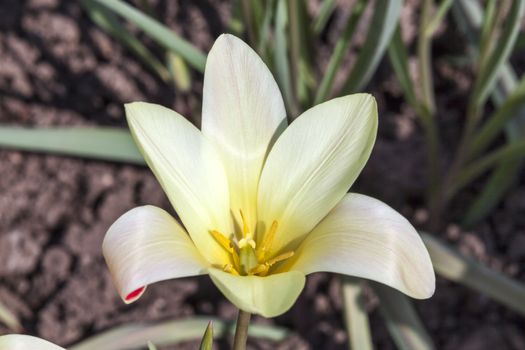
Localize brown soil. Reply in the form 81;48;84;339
0;1;524;349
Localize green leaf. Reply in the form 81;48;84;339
423;0;454;37
454;0;525;225
448;139;525;198
313;0;336;35
274;0;297;116
167;52;192;92
340;0;402;93
146;341;157;350
80;0;170;82
90;0;206;72
422;233;525;316
466;75;525;159
288;0;314;108
472;0;525;107
372;283;435;350
314;0;367;104
199;321;214;350
0;301;22;332
387;25;418;109
341;277;373;350
0;127;144;165
70;317;289;350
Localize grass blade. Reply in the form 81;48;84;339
314;0;367;104
91;0;206;72
0;127;144;165
372;284;435;350
422;233;525;315
80;0;170;82
340;0;402;93
341;277;373;350
70;317;289;350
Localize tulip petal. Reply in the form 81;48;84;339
208;269;305;317
202;34;287;230
0;335;65;350
289;193;435;299
103;206;208;303
257;94;377;252
126;102;232;263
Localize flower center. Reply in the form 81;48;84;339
209;209;294;276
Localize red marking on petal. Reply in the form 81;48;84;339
125;286;145;302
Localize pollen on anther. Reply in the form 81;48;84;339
125;286;145;303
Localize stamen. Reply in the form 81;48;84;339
250;264;269;275
210;230;233;253
266;251;294;266
239;209;250;237
250;250;295;276
257;220;278;261
223;263;240;276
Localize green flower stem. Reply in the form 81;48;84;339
232;310;251;350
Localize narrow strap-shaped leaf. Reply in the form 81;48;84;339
372;283;435;350
448;139;525;198
147;341;157;350
199;321;214;350
0;301;22;332
313;0;336;35
80;0;170;82
340;0;402;93
70;317;289;350
422;233;525;315
0;127;145;165
341;277;373;350
472;0;525;107
467;75;525;159
274;0;297;116
454;0;525;225
387;25;418;109
288;0;314;108
314;0;367;104
423;0;454;37
90;0;206;72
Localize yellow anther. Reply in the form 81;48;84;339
257;220;278;261
210;230;233;253
250;264;269;275
239;209;250;237
250;250;295;276
223;263;240;276
266;251;294;266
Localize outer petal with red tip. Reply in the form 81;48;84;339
103;205;208;303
